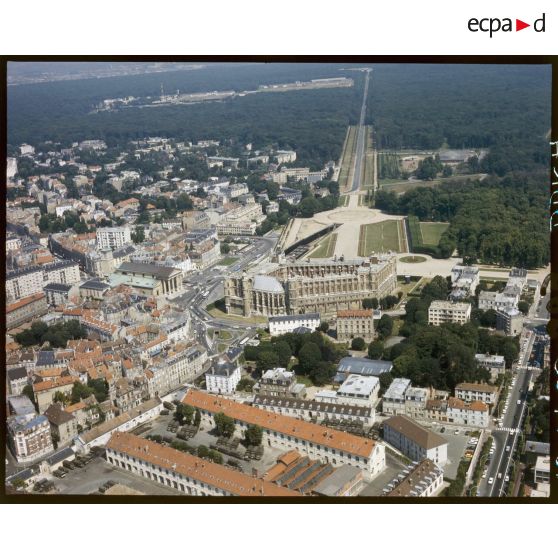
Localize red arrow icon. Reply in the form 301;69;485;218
516;19;530;31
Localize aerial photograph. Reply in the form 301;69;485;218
4;61;552;499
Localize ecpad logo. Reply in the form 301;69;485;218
468;13;546;37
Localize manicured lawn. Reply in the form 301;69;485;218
308;233;337;258
420;222;449;246
399;255;427;263
358;220;402;255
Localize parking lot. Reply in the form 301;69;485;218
50;455;180;496
428;425;476;480
359;453;407;497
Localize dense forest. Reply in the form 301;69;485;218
375;171;549;268
8;64;363;169
367;64;551;151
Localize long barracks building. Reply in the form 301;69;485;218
106;431;299;497
182;390;386;480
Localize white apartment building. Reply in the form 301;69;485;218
336;375;380;408
216;221;257;236
383;415;448;466
275;150;297;164
455;383;498;406
6;236;22;252
446;397;489;427
496;308;524;336
478;291;518;311
205;360;242;395
96;226;132;250
382;378;412;416
8;413;54;464
428;300;471;325
6;260;80;302
268;313;321;336
534;456;550;484
183;390;386;480
475;353;506;379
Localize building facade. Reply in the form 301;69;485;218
383;415;448;466
428;300;471;326
268;313;320;336
455;383;498;406
205;360;242;394
225;255;397;319
336;309;375;342
8;413;54;464
6;292;48;330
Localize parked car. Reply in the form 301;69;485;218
63;460;75;470
488;477;494;485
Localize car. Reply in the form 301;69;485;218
506;446;511;452
482;470;487;479
498;473;502;479
63;460;75;470
505;475;510;482
517;399;522;405
440;427;446;433
488;477;494;485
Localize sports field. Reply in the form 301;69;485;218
358;220;406;255
308;233;338;258
420;222;449;246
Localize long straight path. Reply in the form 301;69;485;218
350;70;371;193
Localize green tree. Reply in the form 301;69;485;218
244;424;263;447
318;321;329;333
518;301;529;315
214;412;235;438
53;391;70;405
368;340;384;360
362;298;379;310
194;409;201;426
351;337;366;351
256;350;279;372
273;340;293;368
131;225;145;244
377;315;394;340
298;342;322;375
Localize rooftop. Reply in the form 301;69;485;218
384;416;447;450
268;313;320;323
183;390;377;458
338;374;379;397
107;431;300;497
455;382;498;394
384;459;443;497
116;261;181;280
337;357;393;377
253;275;284;294
337;309;373;318
383;378;412;400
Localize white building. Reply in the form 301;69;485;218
275;150;297;164
450;264;479;300
268;313;321;336
183;390;386;480
382;378;412;416
428;300;471;326
534;456;550;485
205;360;242;395
336;375;380;408
475;353;506;379
215;220;257;236
496;308;524;336
478;291;518;311
6;260;80;303
446;397;489;427
455;383;498;406
96;226;132;250
383;415;448;466
8;413;54;464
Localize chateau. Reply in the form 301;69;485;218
224;255;397;318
